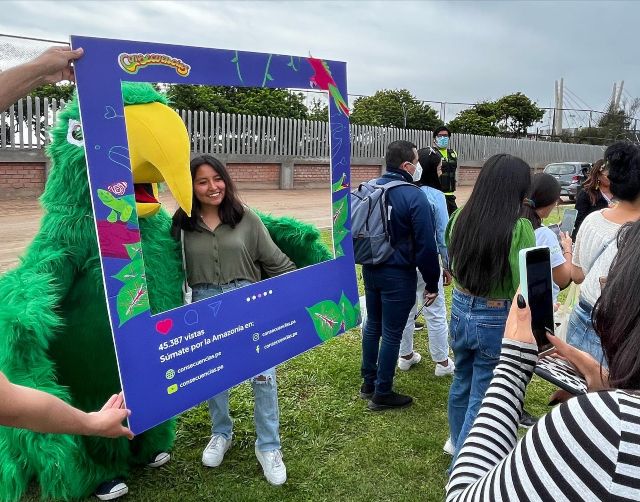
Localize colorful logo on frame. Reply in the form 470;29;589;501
72;35;358;434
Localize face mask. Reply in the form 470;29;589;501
411;161;422;182
436;136;449;149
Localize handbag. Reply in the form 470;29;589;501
180;230;193;304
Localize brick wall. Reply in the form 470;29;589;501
351;165;382;186
0;162;46;199
0;160;491;198
226;162;280;189
293;164;330;188
458;166;481;187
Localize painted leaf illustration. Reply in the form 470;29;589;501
306;300;342;341
332;195;348;228
354;301;362;325
333;225;349;246
332;173;348;192
124;242;142;260
334;242;344;258
266;73;274;81
116;279;150;326
113;258;145;283
339;292;359;331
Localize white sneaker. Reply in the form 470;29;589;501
435;357;455;377
202;434;232;467
398;351;422;371
255;447;287;486
443;437;454;455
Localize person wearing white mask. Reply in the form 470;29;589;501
433;126;459;215
360;140;441;411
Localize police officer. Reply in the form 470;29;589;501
433;126;458;215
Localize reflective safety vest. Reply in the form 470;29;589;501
437;148;457;194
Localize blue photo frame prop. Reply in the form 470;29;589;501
71;36;359;433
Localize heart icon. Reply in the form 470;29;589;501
155;319;173;335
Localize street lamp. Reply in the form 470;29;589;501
401;102;408;128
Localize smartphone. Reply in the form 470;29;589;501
518;246;554;354
534;355;587;395
548;223;561;242
560;209;578;235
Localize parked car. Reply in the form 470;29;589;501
543;162;591;201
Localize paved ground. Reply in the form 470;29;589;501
0;186;475;273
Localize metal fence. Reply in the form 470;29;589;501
1;97;606;166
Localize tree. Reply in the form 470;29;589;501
448;101;500;136
307;98;328;122
494;92;545;137
166;85;308;119
350;89;442;130
447;92;544;138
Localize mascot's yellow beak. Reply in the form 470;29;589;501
124;102;192;218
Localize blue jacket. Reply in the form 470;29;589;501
370;167;440;294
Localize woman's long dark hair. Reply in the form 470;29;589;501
520;173;561;229
417;147;443;190
171;154;244;238
449;154;532;297
582;159;605;206
593;221;640;389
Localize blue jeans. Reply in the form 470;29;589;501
447;289;510;460
566;301;606;368
361;265;417;395
192;282;281;451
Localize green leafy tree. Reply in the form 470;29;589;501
494;92;545;137
307;98;329;122
350;89;442;130
166;85;308;119
448;101;500;136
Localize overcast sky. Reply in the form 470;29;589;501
2;0;638;127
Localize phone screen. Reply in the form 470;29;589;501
548;223;561;239
560;209;578;235
525;248;554;352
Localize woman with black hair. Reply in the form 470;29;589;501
446;154;535;460
446;220;640;501
520;173;573;303
398;147;454;376
567;142;640;364
172;155;295;486
573;159;613;239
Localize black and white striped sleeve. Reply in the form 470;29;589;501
445;340;635;501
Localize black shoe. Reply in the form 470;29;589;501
519;409;539;429
367;391;413;411
360;383;374;400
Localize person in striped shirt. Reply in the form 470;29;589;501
446;220;640;501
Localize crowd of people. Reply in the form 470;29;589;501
3;45;640;500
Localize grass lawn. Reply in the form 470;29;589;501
26;211;568;502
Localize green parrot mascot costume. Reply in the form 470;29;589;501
0;82;331;501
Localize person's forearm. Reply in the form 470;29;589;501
0;380;95;435
0;61;47;111
446;339;538;500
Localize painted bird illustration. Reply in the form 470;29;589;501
0;83;330;501
307;57;350;116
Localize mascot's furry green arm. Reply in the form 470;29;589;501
0;82;331;501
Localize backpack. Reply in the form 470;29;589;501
350;179;413;265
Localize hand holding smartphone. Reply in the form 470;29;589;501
519;246;587;395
